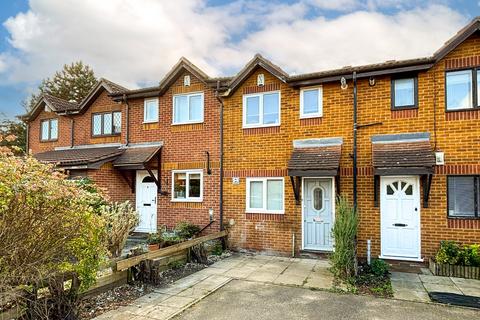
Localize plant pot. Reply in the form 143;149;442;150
148;244;159;251
429;258;480;279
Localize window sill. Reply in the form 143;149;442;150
171;199;203;203
445;107;480;113
391;106;418;111
447;216;480;220
171;121;204;126
245;210;284;215
300;114;322;119
40;139;58;143
143;120;158;124
242;123;280;129
91;134;121;138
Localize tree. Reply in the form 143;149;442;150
0;119;26;155
23;61;97;111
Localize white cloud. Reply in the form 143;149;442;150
0;0;469;90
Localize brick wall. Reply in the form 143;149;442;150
87;162;134;203
28;109;72;154
222;33;480;259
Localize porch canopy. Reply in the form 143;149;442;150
287;137;343;204
35;146;124;169
371;132;435;207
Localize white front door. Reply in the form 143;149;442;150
135;170;158;233
303;178;334;251
380;176;421;260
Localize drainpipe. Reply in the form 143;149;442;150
123;94;130;146
215;81;224;232
70;117;75;148
353;71;358;210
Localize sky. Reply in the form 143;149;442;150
0;0;478;119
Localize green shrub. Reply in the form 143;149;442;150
435;241;460;265
330;196;358;280
370;259;389;277
460;244;480;267
175;221;200;239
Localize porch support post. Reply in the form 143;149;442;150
290;176;301;205
373;175;380;207
146;167;161;192
335;174;340;196
119;170;135;193
422;174;433;208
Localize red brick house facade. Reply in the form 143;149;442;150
25;18;480;261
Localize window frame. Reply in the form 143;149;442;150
445;68;479;112
447;175;480;219
144;98;159;123
171;169;204;202
245;177;285;214
40;118;58;142
300;86;323;118
172;92;204;125
242;90;281;128
91;111;122;137
391;75;418;110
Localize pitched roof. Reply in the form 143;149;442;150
371;133;435;175
113;146;162;168
34;146;124;168
433;16;480;61
77;78;129;113
224;54;289;96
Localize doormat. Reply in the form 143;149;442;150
429;292;480;309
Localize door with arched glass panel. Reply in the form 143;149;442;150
303;178;334;251
135;170;158;233
380;176;420;260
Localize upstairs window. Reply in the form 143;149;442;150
40;118;58;141
173;92;204;124
448;176;479;218
246;178;284;214
446;69;479;110
391;77;417;109
243;91;280;128
300;87;323;118
144;98;159;123
172;170;203;202
92;111;121;136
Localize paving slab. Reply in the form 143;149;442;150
391;279;426;291
423;283;463;295
390;271;420;282
420;275;455;285
273;273;308;286
393;288;431;303
450;277;480;289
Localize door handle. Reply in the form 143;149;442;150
393;223;407;227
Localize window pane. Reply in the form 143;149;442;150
188;173;201;198
145;100;158;122
448;176;475;217
174;96;188;123
267;180;283;211
103;113;112;134
446;70;473;110
394;78;415;107
249;181;263;209
189;94;202;121
113;112;122;133
245;96;260;125
263;93;279;124
174;173;186;199
92;114;102;135
41;121;49;140
303;89;319;114
50;119;58;140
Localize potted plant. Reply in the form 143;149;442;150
147;233;160;251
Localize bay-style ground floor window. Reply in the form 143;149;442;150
246;177;284;214
172;170;203;202
448;175;480;218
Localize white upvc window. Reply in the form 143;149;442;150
172;92;204;125
171;169;203;202
300;86;323;118
246;177;284;214
40;118;58;141
144;98;159;123
242;91;280;128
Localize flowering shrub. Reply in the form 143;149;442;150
0;136;107;319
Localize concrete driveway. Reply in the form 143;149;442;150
175;280;480;320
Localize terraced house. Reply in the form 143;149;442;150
25;17;480;262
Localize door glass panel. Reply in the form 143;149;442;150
387;185;395;195
313;187;323;211
404;185;413;195
142;176;155;183
401;181;406;190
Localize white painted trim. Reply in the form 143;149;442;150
245;177;285;214
299;86;323;119
379;255;424;262
172;91;204;125
135;170;158;233
380;175;422;261
301;177;335;252
143;98;159;123
171;169;204;202
242;90;281;128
